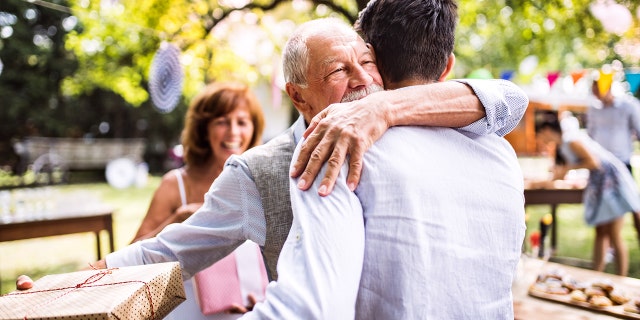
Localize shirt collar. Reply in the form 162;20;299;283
292;115;306;145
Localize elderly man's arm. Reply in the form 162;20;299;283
291;79;528;196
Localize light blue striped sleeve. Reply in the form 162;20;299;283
455;79;529;137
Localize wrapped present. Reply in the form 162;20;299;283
193;240;268;314
0;262;185;320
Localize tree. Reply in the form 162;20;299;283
0;0;77;171
62;0;639;106
454;0;639;79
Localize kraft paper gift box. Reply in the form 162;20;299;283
0;262;185;320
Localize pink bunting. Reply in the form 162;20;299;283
547;71;560;88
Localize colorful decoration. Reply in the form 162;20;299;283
589;1;633;35
625;70;640;95
149;42;184;113
597;69;614;96
500;70;515;81
546;71;561;88
570;69;587;84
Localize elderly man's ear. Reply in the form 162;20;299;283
438;53;455;82
286;83;310;114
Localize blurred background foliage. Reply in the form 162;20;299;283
0;0;638;175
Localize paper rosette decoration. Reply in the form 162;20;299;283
149;42;184;113
597;69;613;96
625;71;640;95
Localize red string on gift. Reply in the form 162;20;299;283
2;268;156;320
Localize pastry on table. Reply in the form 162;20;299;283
589;295;613;307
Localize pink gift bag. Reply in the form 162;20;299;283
193;241;269;315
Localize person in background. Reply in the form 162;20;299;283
537;112;640;276
132;82;266;319
243;2;525;318
587;79;640;247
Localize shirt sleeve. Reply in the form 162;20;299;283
627;97;640;137
106;155;267;280
241;141;365;319
454;79;529;137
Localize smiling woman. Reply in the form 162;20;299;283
128;81;267;319
131;82;264;243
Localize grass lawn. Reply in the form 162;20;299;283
2;175;640;294
0;176;161;294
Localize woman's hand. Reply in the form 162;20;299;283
16;274;34;290
173;203;203;223
552;165;568;180
227;293;258;313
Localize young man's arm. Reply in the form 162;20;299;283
242;145;365;319
291;79;528;196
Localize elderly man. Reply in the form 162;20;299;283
245;1;526;319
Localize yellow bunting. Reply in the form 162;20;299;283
597;69;613;96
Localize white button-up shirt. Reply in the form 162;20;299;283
246;126;526;319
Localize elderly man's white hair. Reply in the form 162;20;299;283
282;18;357;88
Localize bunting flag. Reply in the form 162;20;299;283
500;70;515;81
546;71;560;88
149;42;184;114
625;71;640;95
570;69;587;84
271;56;282;110
597;69;614;96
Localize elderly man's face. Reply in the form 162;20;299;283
293;30;384;120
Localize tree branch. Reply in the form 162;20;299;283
203;0;358;35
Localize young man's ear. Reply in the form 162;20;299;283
438;53;455;82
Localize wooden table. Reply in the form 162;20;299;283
513;257;640;319
524;187;584;256
0;206;115;260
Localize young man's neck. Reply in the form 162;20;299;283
386;78;437;90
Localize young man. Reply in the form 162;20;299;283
245;1;525;319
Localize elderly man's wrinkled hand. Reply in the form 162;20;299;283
290;98;388;196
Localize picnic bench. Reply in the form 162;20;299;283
13;137;146;184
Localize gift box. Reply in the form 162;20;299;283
0;262;185;320
193;240;268;314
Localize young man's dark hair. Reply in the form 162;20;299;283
355;0;458;85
